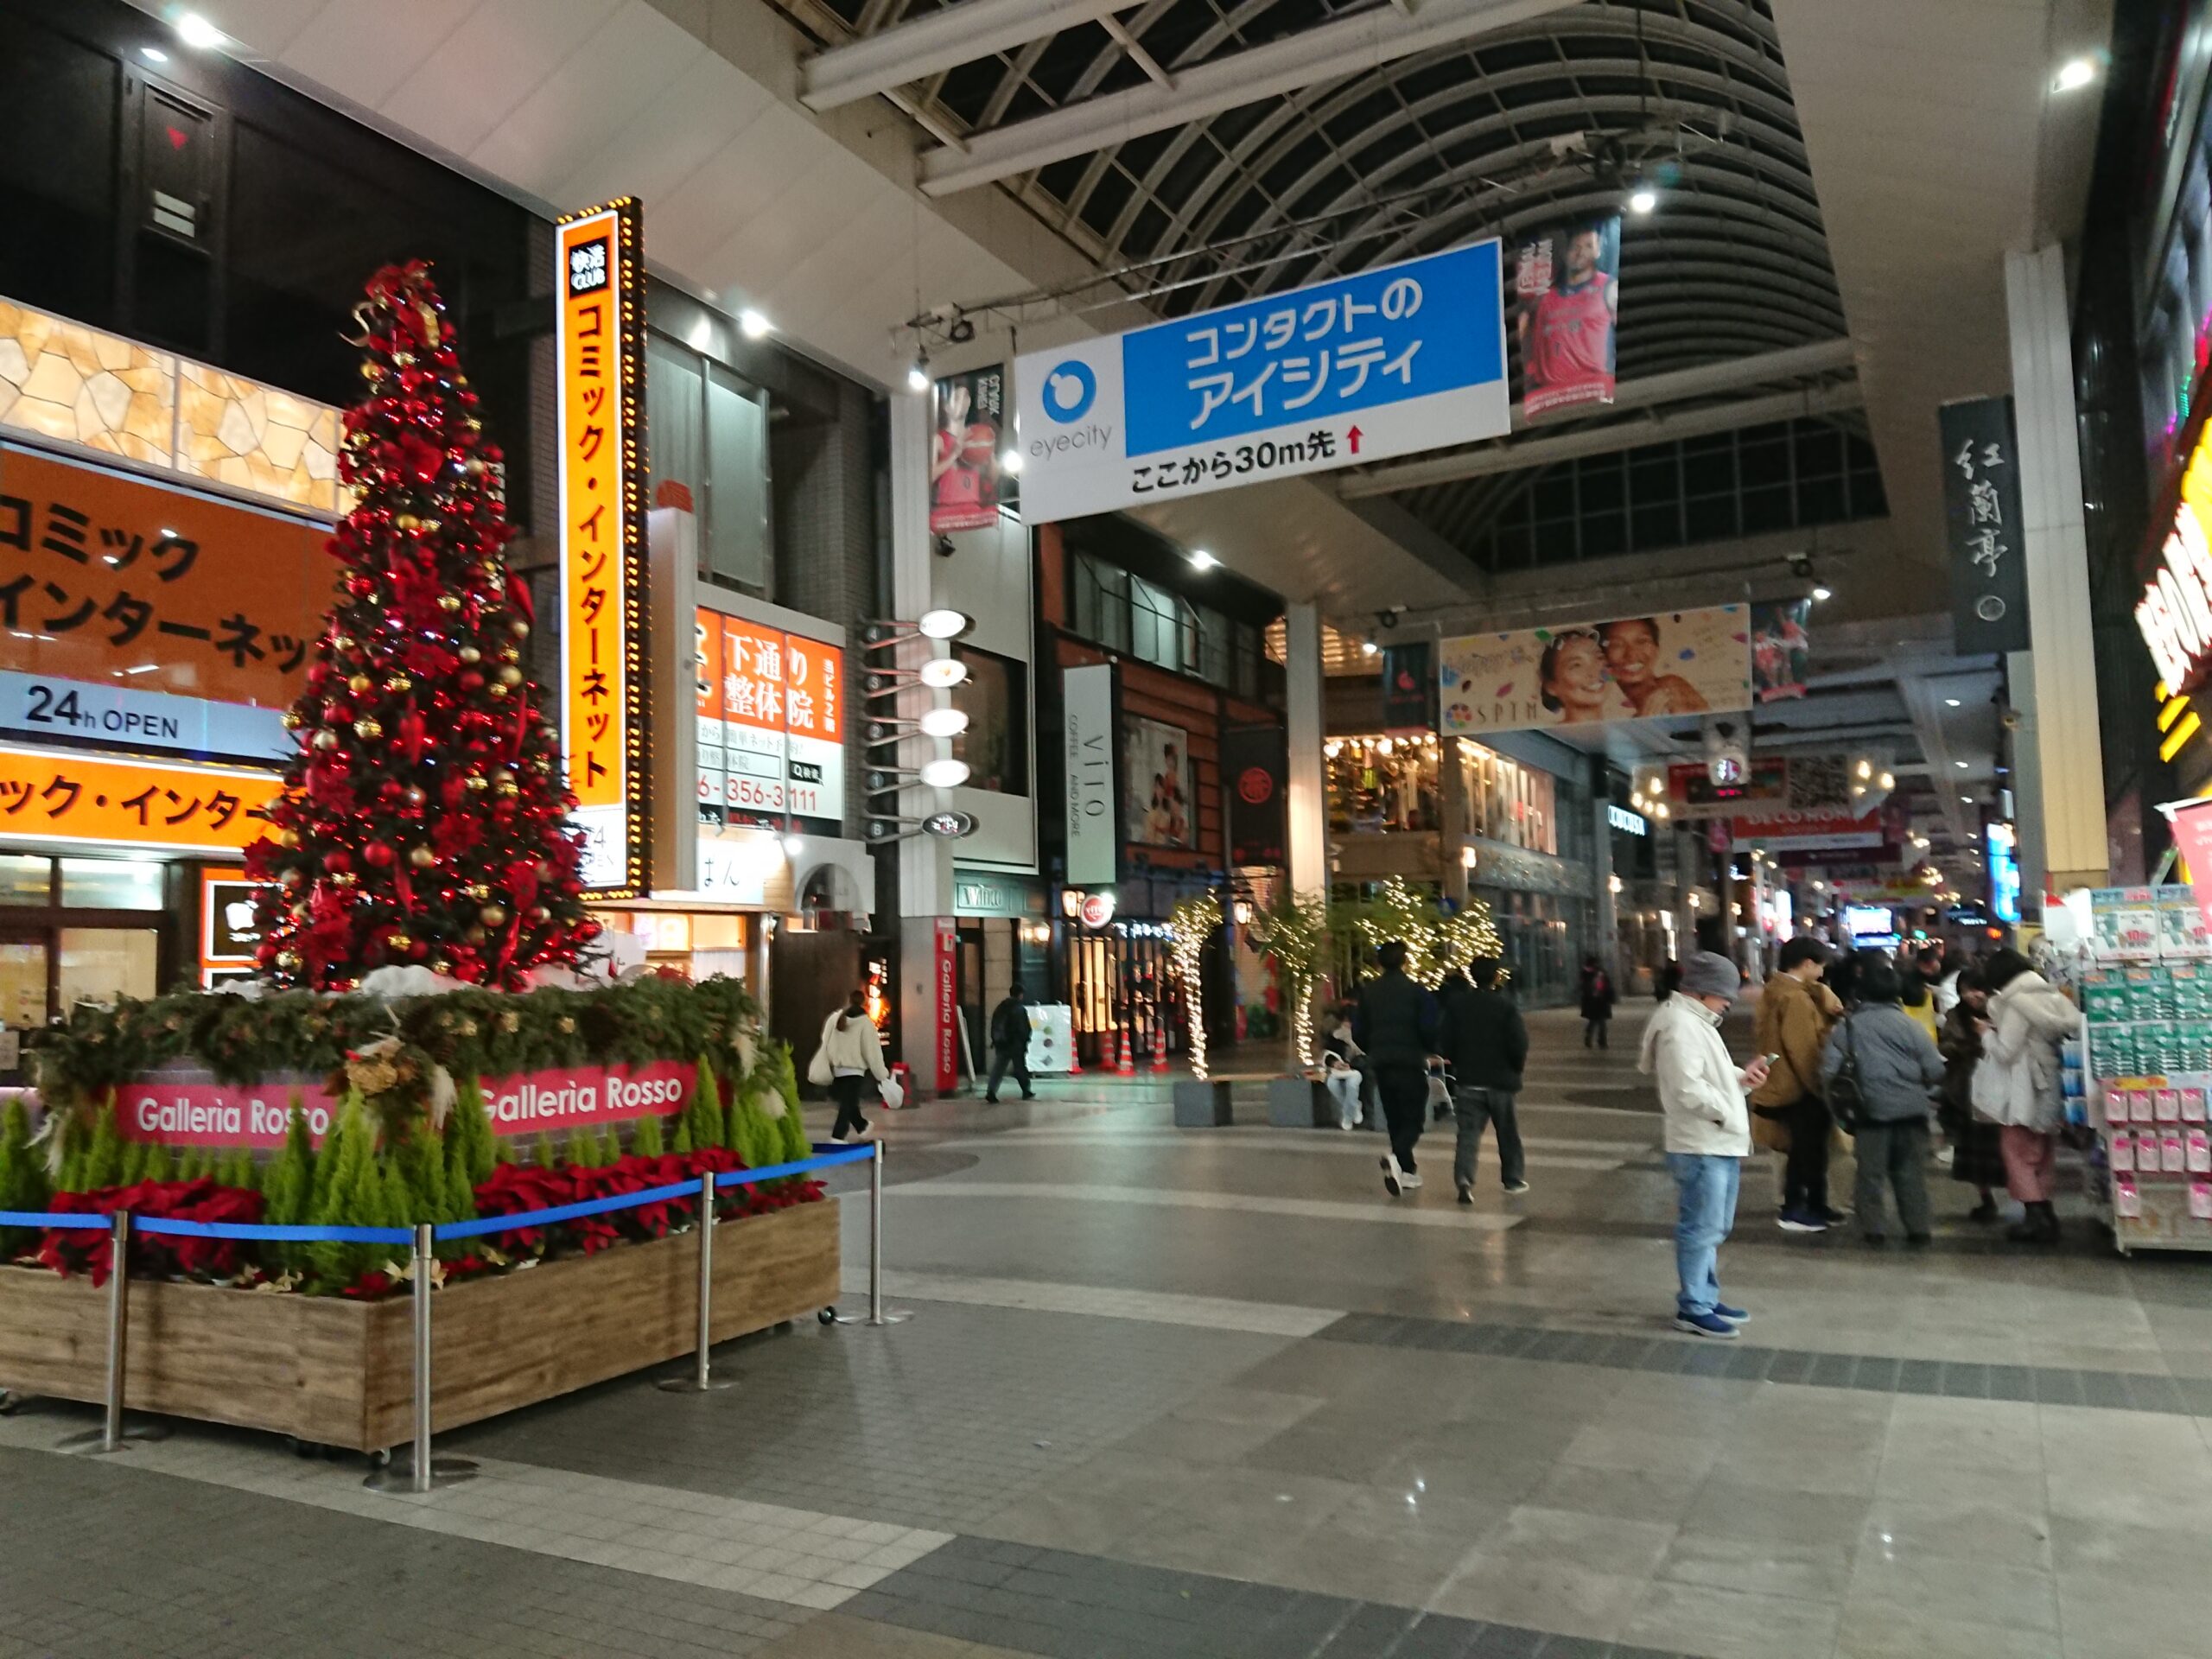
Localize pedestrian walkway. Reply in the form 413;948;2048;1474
2;998;2206;1658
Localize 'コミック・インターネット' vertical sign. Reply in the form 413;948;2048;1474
556;199;649;897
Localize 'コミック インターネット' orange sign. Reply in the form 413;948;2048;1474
0;746;280;855
0;443;330;766
556;198;648;897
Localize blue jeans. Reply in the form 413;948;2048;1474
1665;1152;1741;1318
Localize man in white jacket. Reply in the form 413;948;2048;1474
1640;951;1770;1338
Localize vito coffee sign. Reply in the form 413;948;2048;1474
1014;243;1508;521
2139;424;2212;694
117;1060;696;1148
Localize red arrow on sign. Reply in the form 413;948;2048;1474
1347;425;1363;454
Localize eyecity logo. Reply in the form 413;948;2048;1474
1041;360;1096;423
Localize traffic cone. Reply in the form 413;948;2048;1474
1151;1020;1168;1071
1067;1036;1084;1076
1117;1028;1135;1075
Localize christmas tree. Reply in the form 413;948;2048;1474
246;261;598;988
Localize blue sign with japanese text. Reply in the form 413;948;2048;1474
1014;241;1509;522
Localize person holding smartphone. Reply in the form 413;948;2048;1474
1751;938;1843;1233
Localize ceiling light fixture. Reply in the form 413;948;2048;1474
780;833;805;857
142;45;169;62
1944;697;1961;708
1000;448;1024;474
918;757;970;789
175;12;226;48
2054;55;2099;92
1628;187;1657;214
1190;549;1217;571
1955;760;1969;769
1811;583;1833;602
906;349;931;394
739;308;772;340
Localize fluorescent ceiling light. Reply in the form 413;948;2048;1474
175;12;225;48
142;45;168;62
1190;549;1217;570
2053;56;2098;92
739;308;772;340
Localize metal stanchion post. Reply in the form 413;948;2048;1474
658;1172;734;1392
60;1213;164;1452
368;1224;474;1492
837;1141;907;1325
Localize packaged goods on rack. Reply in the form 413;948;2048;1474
2079;887;2212;1251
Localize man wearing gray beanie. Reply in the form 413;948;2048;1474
1640;950;1770;1338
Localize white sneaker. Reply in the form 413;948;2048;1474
829;1131;849;1144
1382;1154;1403;1197
851;1122;878;1141
1400;1171;1423;1190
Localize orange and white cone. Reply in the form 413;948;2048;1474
1151;1020;1169;1071
1117;1028;1135;1075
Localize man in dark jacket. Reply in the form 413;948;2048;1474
985;982;1036;1103
1353;940;1440;1196
1439;957;1530;1201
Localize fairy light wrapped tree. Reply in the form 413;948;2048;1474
1166;890;1223;1079
245;261;599;988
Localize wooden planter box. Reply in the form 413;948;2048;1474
0;1200;838;1452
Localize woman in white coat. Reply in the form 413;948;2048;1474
812;989;889;1142
1975;948;2081;1243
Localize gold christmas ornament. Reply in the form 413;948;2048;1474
408;845;435;868
487;683;509;700
388;931;412;952
312;730;340;750
347;674;373;695
466;883;492;900
276;950;302;969
396;514;420;532
385;674;413;694
458;645;481;664
277;828;301;847
530;906;550;923
282;710;304;731
330;871;357;887
480;904;507;927
437;594;462;613
463;774;489;793
429;957;453;975
465;926;487;946
493;777;519;797
353;717;383;741
511;619;531;639
358;362;381;382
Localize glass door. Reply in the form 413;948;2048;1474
0;933;50;1084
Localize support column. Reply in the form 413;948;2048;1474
1590;757;1618;971
889;391;954;1091
2005;245;2107;895
1439;736;1470;906
1284;602;1328;899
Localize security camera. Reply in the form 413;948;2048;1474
1786;550;1813;577
1378;608;1402;630
948;315;976;345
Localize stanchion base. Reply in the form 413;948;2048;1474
364;1453;479;1493
653;1372;738;1392
0;1389;24;1415
834;1308;912;1325
56;1417;172;1453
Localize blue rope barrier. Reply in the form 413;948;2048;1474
4;1147;878;1248
133;1217;414;1244
432;1143;875;1243
0;1210;111;1230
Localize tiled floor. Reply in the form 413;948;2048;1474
3;1001;2210;1658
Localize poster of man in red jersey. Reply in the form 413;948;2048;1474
1516;218;1620;417
929;365;1007;533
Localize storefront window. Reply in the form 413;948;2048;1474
950;645;1028;793
59;859;163;910
57;927;156;1008
0;855;51;905
1325;735;1440;832
1458;741;1559;854
648;336;771;595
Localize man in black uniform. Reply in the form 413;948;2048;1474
1437;956;1530;1202
985;982;1036;1103
1354;941;1440;1196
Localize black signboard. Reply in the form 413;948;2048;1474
1223;724;1287;868
1939;396;2031;653
1380;642;1434;731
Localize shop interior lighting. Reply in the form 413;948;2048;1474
1878;772;1895;790
1189;549;1217;571
1961;794;1974;804
917;608;970;640
906;351;931;393
1945;697;1962;707
739;308;772;340
141;45;168;62
1855;759;1872;779
1628;187;1657;214
918;706;970;738
918;757;970;789
919;658;968;688
1460;846;1478;869
175;12;226;48
780;833;805;856
2054;56;2098;92
1361;635;1378;657
1000;448;1024;474
1810;583;1832;602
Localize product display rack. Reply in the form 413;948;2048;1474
2075;887;2212;1254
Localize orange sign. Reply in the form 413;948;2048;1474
556;198;647;897
0;443;328;762
698;608;846;827
0;747;278;855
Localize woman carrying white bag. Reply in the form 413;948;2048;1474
810;988;893;1143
